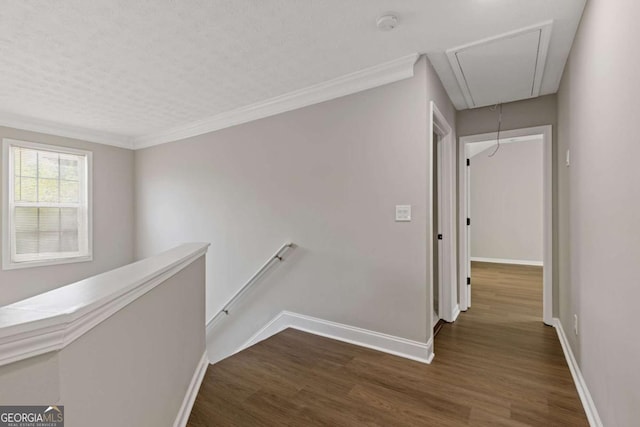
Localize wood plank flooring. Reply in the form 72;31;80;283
187;262;588;426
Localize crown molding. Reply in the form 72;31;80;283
133;53;420;149
0;54;419;150
0;111;134;149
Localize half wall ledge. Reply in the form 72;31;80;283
0;242;210;367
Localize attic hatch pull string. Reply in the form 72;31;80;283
488;103;503;157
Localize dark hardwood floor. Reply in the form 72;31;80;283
187;262;588;426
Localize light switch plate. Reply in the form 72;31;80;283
566;149;570;167
395;205;411;221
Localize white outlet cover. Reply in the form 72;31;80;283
395;205;411;221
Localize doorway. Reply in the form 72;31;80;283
429;102;458;339
433;130;442;326
458;125;553;325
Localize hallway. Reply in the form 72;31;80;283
188;263;588;426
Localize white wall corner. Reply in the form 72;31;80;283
133;54;420;149
228;311;433;365
553;318;603;427
173;351;209;427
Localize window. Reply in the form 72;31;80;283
2;139;92;269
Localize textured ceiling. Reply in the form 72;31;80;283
0;0;586;144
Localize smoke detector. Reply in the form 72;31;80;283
376;14;399;32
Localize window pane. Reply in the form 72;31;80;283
38;151;59;179
38;231;60;253
14;176;21;201
13;149;21;176
15;209;79;255
14;207;38;232
20;177;37;202
18;149;38;178
38;178;59;202
60;156;79;181
61;208;78;231
61;231;79;252
60;181;79;203
15;232;38;255
39;208;60;232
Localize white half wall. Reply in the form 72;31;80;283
0;250;207;427
134;55;456;362
470;139;543;263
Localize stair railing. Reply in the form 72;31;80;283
207;242;294;328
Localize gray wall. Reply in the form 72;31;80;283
457;94;560;314
0;127;135;305
457;95;558;138
470;140;543;262
135;55;456;362
557;0;640;424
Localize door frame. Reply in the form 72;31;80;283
429;102;458;331
458;125;553;325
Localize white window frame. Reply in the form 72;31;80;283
2;138;93;270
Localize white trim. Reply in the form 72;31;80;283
236;311;292;350
553;318;603;427
133;54;419;149
235;311;434;365
173;352;209;427
451;304;461;322
429;102;458;328
0;110;133;149
470;257;543;267
467;134;543;158
0;243;209;367
446;21;553;109
459;125;553;326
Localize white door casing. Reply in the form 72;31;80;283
429;102;458;337
458;125;553;325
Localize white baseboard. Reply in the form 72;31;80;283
173;352;209;427
470;257;543;266
240;311;434;364
239;311;292;352
451;304;461;322
553;318;603;427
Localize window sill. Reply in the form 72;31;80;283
2;254;93;271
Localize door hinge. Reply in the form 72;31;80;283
437;234;443;240
467;277;471;285
467;217;471;226
466;158;470;166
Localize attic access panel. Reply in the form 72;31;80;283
447;22;553;109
